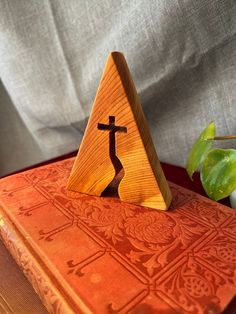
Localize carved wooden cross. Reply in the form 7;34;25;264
98;115;127;172
97;116;127;196
97;115;127;134
67;52;172;210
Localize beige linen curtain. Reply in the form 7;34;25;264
0;0;235;176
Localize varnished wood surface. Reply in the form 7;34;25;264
67;52;172;210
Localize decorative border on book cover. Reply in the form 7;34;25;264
0;210;75;314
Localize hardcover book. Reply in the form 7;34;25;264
0;158;235;313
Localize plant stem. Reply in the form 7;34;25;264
213;135;236;140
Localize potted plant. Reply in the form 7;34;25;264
186;122;236;208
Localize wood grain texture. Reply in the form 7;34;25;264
67;52;172;210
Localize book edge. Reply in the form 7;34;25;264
0;205;77;314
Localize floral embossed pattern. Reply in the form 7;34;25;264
0;158;236;314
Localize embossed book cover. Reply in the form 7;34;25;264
0;158;235;313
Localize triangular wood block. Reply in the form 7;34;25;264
67;52;172;210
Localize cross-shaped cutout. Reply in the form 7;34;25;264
97;116;127;196
97;116;127;133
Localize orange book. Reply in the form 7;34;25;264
0;157;235;313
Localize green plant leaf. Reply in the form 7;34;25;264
201;149;236;201
186;122;215;179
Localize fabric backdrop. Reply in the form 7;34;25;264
0;0;235;176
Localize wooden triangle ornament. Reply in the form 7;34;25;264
67;52;172;210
